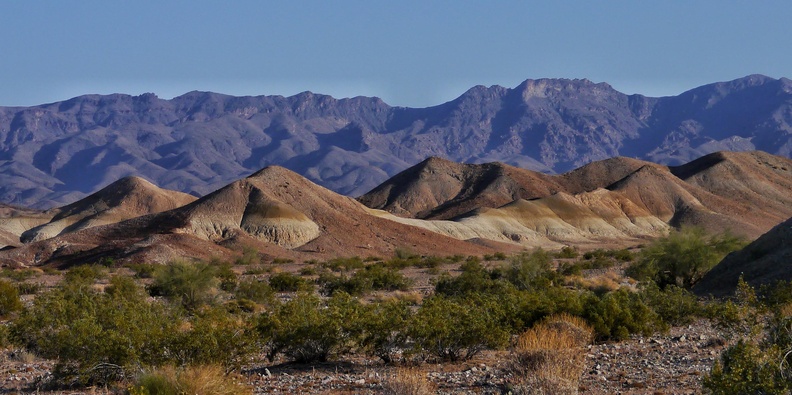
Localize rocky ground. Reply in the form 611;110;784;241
0;320;727;394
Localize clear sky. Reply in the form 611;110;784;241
2;1;791;108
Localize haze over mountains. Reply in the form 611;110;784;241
1;74;791;209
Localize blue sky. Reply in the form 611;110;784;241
2;1;791;107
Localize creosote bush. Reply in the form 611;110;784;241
10;276;178;385
0;279;23;318
149;261;219;310
257;291;362;363
9;269;257;386
408;295;509;361
626;227;745;289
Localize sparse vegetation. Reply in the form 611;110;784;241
626;227;745;289
507;314;593;395
0;279;22;318
380;368;435;395
408;294;509;361
257;291;362;363
129;365;252;395
148;261;219;310
268;272;310;292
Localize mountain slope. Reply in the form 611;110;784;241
694;216;792;297
360;151;792;240
0;167;504;267
1;75;791;208
20;176;197;243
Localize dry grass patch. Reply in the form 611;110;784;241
379;368;435;395
507;314;593;395
128;365;251;395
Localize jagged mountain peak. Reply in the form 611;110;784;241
1;75;791;209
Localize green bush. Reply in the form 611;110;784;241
359;299;412;363
321;257;365;272
167;307;257;369
582;288;663;341
234;247;261;266
10;278;178;385
215;263;238;292
434;260;507;297
319;264;411;296
554;246;579;259
269;272;310;292
64;264;107;285
408;295;509;361
626;227;745;288
704;340;788;395
149;261;219;311
640;283;704;326
0;279;23;318
502;249;556;291
1;268;39;281
125;263;159;279
234;279;274;305
257;292;362;363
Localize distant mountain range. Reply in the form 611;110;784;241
1;74;791;208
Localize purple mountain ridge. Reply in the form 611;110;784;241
0;74;790;208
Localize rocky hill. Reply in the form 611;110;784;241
0;167;507;267
361;151;792;241
1;75;791;208
694;216;792;297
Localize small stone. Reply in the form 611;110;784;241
354;378;365;385
265;368;272;377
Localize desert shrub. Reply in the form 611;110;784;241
502;249;556;291
149;261;219;311
507;314;593;395
167;307;257;369
10;279;178;385
582;287;663;341
319;265;411;296
1;268;39;281
268;272;310;292
394;247;418;260
299;267;317;276
0;323;9;348
380;368;435;395
759;280;792;308
408;295;509;361
322;256;364;272
639;283;704;326
14;282;41;295
215;263;238;292
129;365;252;395
257;291;362;363
359;299;411;363
125;263;159;278
434;260;507;297
272;258;294;264
64;264;107;285
243;266;268;275
558;261;583;277
234;247;260;266
0;279;23;318
234;279;274;305
554;246;579;259
703;340;788;395
626;227;745;288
